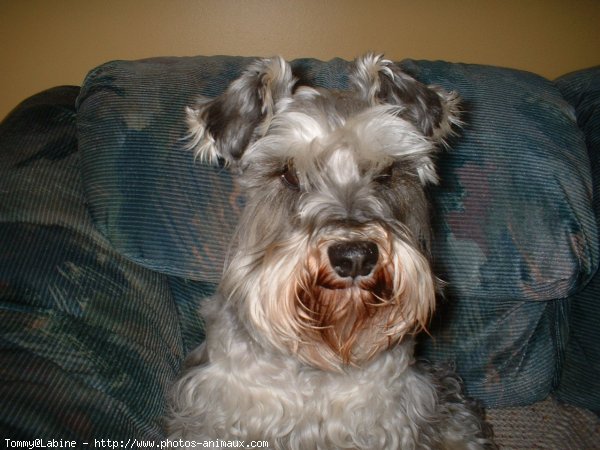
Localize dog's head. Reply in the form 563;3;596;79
186;54;460;371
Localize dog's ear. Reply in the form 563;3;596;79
351;53;461;145
185;57;295;167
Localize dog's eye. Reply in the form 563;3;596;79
281;163;300;190
374;165;395;184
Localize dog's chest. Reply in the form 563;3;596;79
202;342;432;448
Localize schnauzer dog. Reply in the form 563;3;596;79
167;54;494;449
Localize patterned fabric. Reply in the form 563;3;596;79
76;56;598;407
0;87;190;441
398;60;597;301
77;57;598;299
487;395;600;448
398;61;595;407
554;66;600;412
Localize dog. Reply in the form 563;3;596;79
166;54;494;449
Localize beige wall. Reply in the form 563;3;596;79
1;0;599;120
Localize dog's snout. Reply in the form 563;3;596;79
327;240;379;279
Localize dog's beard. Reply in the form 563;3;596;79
224;224;436;372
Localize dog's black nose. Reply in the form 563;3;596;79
327;241;379;279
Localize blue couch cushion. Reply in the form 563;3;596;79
399;61;596;407
554;66;600;412
399;60;597;301
0;87;187;440
76;56;598;407
77;56;597;299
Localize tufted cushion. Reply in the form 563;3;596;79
76;56;598;407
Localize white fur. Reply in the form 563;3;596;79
168;301;487;449
184;104;220;165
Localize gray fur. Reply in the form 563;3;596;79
168;54;494;449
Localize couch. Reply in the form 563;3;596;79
1;55;599;448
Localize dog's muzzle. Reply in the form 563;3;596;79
327;240;379;279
